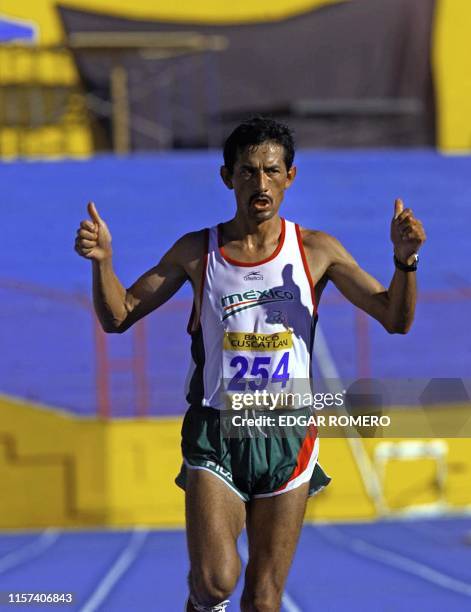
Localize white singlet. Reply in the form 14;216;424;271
186;218;318;410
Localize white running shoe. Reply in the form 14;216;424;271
185;596;230;611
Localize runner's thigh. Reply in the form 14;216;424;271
243;482;309;604
186;468;246;593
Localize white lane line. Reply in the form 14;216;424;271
314;323;386;514
238;537;303;612
0;528;60;575
80;527;148;612
316;524;471;598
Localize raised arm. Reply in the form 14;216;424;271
74;202;202;333
305;199;426;334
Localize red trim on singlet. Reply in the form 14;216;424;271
295;223;317;315
275;423;317;492
187;228;209;334
218;218;286;267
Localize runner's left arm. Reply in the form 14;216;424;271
313;199;426;333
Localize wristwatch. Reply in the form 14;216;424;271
394;253;419;272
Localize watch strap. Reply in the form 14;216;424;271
394;254;418;272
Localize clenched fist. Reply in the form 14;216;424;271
74;202;112;261
390;198;426;265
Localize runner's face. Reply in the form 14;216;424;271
223;142;296;222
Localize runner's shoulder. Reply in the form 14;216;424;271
171;228;208;267
298;227;343;253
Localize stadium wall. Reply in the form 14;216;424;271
433;0;471;152
1;396;470;530
1;0;344;40
0;0;343;158
2;0;471;154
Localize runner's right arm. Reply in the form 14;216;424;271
74;202;202;333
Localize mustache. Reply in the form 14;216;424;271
250;193;272;204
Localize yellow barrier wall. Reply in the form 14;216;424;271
433;0;471;152
1;395;470;529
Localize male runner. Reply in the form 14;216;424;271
75;117;426;611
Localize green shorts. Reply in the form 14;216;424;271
175;405;331;502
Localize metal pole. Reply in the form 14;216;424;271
355;308;371;379
110;64;130;154
94;316;111;419
133;319;150;418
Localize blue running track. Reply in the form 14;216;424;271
0;517;471;611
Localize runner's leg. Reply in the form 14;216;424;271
186;469;246;608
241;482;309;611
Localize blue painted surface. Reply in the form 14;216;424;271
1;151;470;415
0;518;470;611
0;16;36;42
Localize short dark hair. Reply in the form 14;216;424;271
223;116;295;174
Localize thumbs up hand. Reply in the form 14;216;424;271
390;198;426;265
74;201;113;261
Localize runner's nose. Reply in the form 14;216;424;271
255;169;269;191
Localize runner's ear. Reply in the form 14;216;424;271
286;165;297;186
220;166;233;189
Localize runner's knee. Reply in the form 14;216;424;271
192;562;240;604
